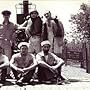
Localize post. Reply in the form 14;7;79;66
62;39;67;65
23;0;29;17
86;39;90;73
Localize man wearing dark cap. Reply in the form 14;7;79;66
0;10;17;78
2;10;11;16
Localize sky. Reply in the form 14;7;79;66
0;0;89;41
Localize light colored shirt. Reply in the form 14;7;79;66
45;20;57;52
36;51;64;66
0;54;9;68
10;53;36;70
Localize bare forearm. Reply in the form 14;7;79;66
0;63;9;69
54;62;65;69
10;63;19;71
23;63;37;71
38;61;52;69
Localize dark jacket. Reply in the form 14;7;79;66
42;19;64;41
29;16;42;36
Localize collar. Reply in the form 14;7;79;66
3;21;10;24
41;51;50;56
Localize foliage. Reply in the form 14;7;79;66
69;3;90;41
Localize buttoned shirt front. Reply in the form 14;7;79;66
0;22;16;47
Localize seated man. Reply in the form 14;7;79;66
36;40;68;84
10;42;37;85
0;46;9;84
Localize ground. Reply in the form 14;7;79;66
0;62;90;90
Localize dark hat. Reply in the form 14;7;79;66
2;10;11;16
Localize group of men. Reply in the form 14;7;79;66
0;9;69;85
19;9;64;57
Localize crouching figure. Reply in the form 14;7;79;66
0;46;9;84
36;40;69;84
10;42;37;85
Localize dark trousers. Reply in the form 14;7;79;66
11;68;35;82
37;65;65;82
57;66;65;80
37;65;56;82
1;68;7;81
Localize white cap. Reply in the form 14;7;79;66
41;40;51;47
18;42;29;49
29;9;38;14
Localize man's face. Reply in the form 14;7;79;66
44;12;51;20
30;11;38;18
20;45;28;55
3;15;10;21
42;44;50;53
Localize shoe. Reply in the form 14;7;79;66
0;80;6;84
50;78;57;84
16;81;24;86
16;79;24;86
56;78;63;85
62;80;70;84
6;74;13;79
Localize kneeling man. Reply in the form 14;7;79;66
10;42;37;85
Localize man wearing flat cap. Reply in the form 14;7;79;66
0;10;17;78
2;10;11;16
10;42;37;85
0;10;17;59
36;40;69;84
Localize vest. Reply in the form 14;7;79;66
41;53;57;66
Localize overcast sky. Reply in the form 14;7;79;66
0;0;89;37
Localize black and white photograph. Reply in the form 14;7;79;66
0;0;90;90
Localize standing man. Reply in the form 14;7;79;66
0;10;17;59
0;10;17;78
25;9;42;54
10;42;37;85
43;11;64;57
36;40;68;84
0;46;9;84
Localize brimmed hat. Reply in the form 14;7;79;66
29;9;38;15
2;10;11;16
18;42;29;49
41;40;51;47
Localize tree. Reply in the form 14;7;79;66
69;3;90;41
